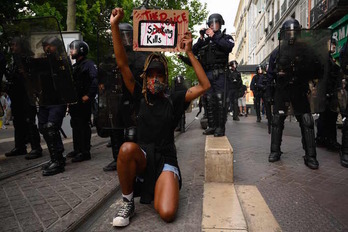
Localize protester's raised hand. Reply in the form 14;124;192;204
181;31;193;53
110;8;124;25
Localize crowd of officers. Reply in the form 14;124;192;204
2;13;348;182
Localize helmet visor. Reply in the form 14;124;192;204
209;19;220;31
121;31;133;46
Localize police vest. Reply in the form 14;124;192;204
198;41;228;69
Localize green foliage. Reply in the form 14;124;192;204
2;0;208;86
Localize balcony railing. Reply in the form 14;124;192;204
310;0;339;26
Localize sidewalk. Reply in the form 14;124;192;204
0;110;348;231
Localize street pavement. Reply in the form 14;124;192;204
0;109;348;232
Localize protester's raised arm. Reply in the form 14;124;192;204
110;8;135;94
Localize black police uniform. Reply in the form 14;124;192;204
5;40;42;159
251;68;273;131
268;42;319;169
103;48;149;171
173;76;188;132
38;37;70;176
316;51;341;151
228;68;242;120
193;27;234;137
69;57;98;162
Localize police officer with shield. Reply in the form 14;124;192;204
101;23;147;171
67;40;98;162
315;37;341;152
228;60;242;121
193;13;234;137
268;18;324;169
38;36;69;176
5;37;43;159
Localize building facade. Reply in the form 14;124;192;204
233;0;348;66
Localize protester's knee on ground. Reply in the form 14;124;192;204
158;206;176;223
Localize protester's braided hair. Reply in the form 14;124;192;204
140;52;169;104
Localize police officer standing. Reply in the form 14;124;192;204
102;23;147;171
315;37;341;151
38;36;69;176
193;13;234;137
5;37;43;160
68;40;98;162
173;75;188;132
228;60;242;121
250;65;265;123
268;18;320;169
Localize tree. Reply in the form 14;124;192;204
1;0;208;83
67;0;76;31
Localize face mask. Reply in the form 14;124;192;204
147;77;166;95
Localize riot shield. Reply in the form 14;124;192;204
0;17;77;106
277;29;331;114
96;28;125;136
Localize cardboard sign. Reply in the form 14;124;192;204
133;9;189;52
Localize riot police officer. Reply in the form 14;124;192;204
315;37;341;152
228;60;242;121
68;40;98;162
38;36;68;176
173;75;188;132
268;18;320;169
5;37;43;159
193;13;234;137
102;23;146;171
251;65;273;132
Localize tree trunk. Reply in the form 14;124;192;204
67;0;76;31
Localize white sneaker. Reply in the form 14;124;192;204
229;112;233;116
195;116;199;120
113;198;135;227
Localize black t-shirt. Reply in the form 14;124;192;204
133;83;189;165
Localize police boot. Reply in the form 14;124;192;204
25;121;43;160
214;93;227;137
300;114;319;170
103;129;124;172
41;123;65;175
5;147;27;157
203;95;216;135
340;120;348;168
269;114;284;162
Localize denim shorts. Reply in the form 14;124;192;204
141;149;180;181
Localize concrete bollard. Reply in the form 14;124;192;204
204;135;233;183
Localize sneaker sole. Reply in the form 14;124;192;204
112;212;134;227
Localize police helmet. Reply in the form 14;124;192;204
69;40;89;59
41;36;63;54
175;75;185;85
256;65;263;73
229;60;238;68
119;23;133;47
207;13;225;27
281;18;301;31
